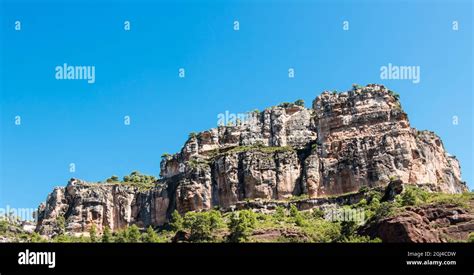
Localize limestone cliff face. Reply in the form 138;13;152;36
36;179;170;235
36;84;467;234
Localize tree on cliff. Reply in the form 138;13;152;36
123;171;157;184
294;99;305;107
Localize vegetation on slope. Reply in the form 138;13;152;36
2;185;472;243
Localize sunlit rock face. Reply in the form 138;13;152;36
36;84;467;234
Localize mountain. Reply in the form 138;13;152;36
34;84;469;241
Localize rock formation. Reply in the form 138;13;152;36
361;202;474;242
35;84;468;236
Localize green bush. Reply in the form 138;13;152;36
170;210;184;232
372;201;397;221
303;219;341;242
289;205;307;227
183;211;222;242
114;229;129;243
56;216;66;234
398;185;428;206
312;208;325;219
127;224;141;243
294;99;305;107
102;226;113;243
358;186;369;193
142;226;160;243
53;234;75;243
89;224;98;242
273;206;286;222
426;192;473;207
30;232;45;243
0;219;8;234
341;235;382;243
106;175;120;183
110;225;142;243
228;210;257;242
208;210;225;229
388;90;400;100
468;232;474;243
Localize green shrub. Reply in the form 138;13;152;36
358;186;369;193
89;224;98;242
30;232;45;243
127;224;141;243
56;216;66;234
398;185;428;206
294;99;305;107
289;205;308;227
312;208;325;219
273;206;286;222
228;210;257;242
102;226;113;243
341;235;382;243
114;229;128;243
170;210;184;232
208;210;225;229
388;90;400;100
372;201;397;221
0;219;8;234
303;219;341;242
426;192;473;207
468;232;474;243
183;211;222;242
53;234;76;243
142;226;160;243
106;175;120;183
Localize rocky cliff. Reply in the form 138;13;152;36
35;84;468;236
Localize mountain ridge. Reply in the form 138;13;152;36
35;83;468;238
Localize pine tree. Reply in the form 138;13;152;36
102;226;113;243
142;226;159;243
128;224;141;243
170;210;184;232
89;224;98;242
228;210;257;243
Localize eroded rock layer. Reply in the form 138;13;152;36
36;84;467;235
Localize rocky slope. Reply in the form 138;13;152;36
35;84;468;237
361;201;474;242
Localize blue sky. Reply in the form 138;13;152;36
0;0;472;210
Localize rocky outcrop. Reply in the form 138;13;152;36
362;202;474;242
35;84;468;235
36;179;169;236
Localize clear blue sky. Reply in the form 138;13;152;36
0;0;472;210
